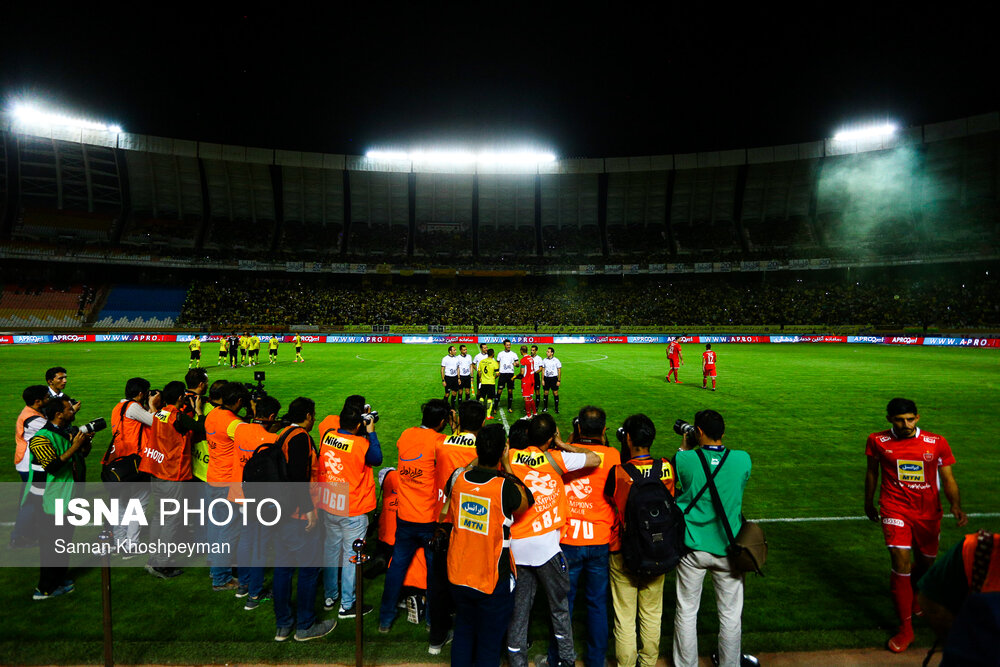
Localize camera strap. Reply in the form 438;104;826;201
694;448;738;547
682;449;729;516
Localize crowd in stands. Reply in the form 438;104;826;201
177;277;1000;329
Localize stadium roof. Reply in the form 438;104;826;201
1;7;997;159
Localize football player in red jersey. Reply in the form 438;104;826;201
864;398;968;654
666;338;683;383
518;346;537;416
701;344;717;391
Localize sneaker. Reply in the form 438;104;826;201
324;596;339;611
338;603;374;619
274;626;293;642
378;623;392;634
428;630;454;655
32;582;74;600
212;578;239;591
532;654;548;667
244;590;271;611
887;629;914;653
235;584;250;598
294;618;337;641
145;565;183;579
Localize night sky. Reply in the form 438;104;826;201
2;5;997;159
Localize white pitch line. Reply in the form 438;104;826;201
578;354;609;363
755;512;1000;524
498;407;510;434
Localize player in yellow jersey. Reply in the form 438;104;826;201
218;336;229;366
476;348;499;420
268;336;279;364
188;337;202;369
239;334;249;367
294;334;304;362
249;333;261;366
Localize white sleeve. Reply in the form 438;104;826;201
22;416;45;442
560;452;588;472
125;401;155;426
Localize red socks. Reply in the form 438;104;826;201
888;570;914;651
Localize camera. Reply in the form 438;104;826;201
615;426;627;445
673;419;696;437
243;371;267;403
72;417;108;436
362;403;379;425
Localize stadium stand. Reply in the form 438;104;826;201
0;284;95;328
176;274;1000;330
0;113;997;273
280;165;346;257
94;285;188;328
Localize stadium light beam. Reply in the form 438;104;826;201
365;149;557;166
10;102;123;134
832;123;897;142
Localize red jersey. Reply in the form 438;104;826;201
702;350;716;369
865;428;956;521
520;355;536;376
668;341;681;360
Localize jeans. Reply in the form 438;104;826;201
673;550;744;667
507;551;575;667
451;575;516;667
428;527;455;646
548;543;610;667
237;503;271;598
322;512;368;610
110;483;149;554
272;518;322;630
11;488;42;544
378;518;436;627
205;484;241;586
147;478;187;568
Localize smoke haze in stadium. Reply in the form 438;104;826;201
1;7;996;157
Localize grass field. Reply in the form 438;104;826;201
1;341;998;664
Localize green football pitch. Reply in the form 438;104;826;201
1;341;998;664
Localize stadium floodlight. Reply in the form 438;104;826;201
10;102;123;133
365;149;556;166
832;123;897;141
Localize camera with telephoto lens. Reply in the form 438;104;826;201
244;371;267;403
362;403;379;425
673;419;696;437
71;417;108;436
615;426;627;445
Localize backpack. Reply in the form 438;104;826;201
242;427;297;485
621;459;685;577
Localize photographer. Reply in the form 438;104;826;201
29;396;94;599
507;414;599;667
203;382;251;590
141;380;206;579
377;399;449;636
672;410;751;667
316;404;381;619
106;377;160;557
548;406;621;667
603;414;675;667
